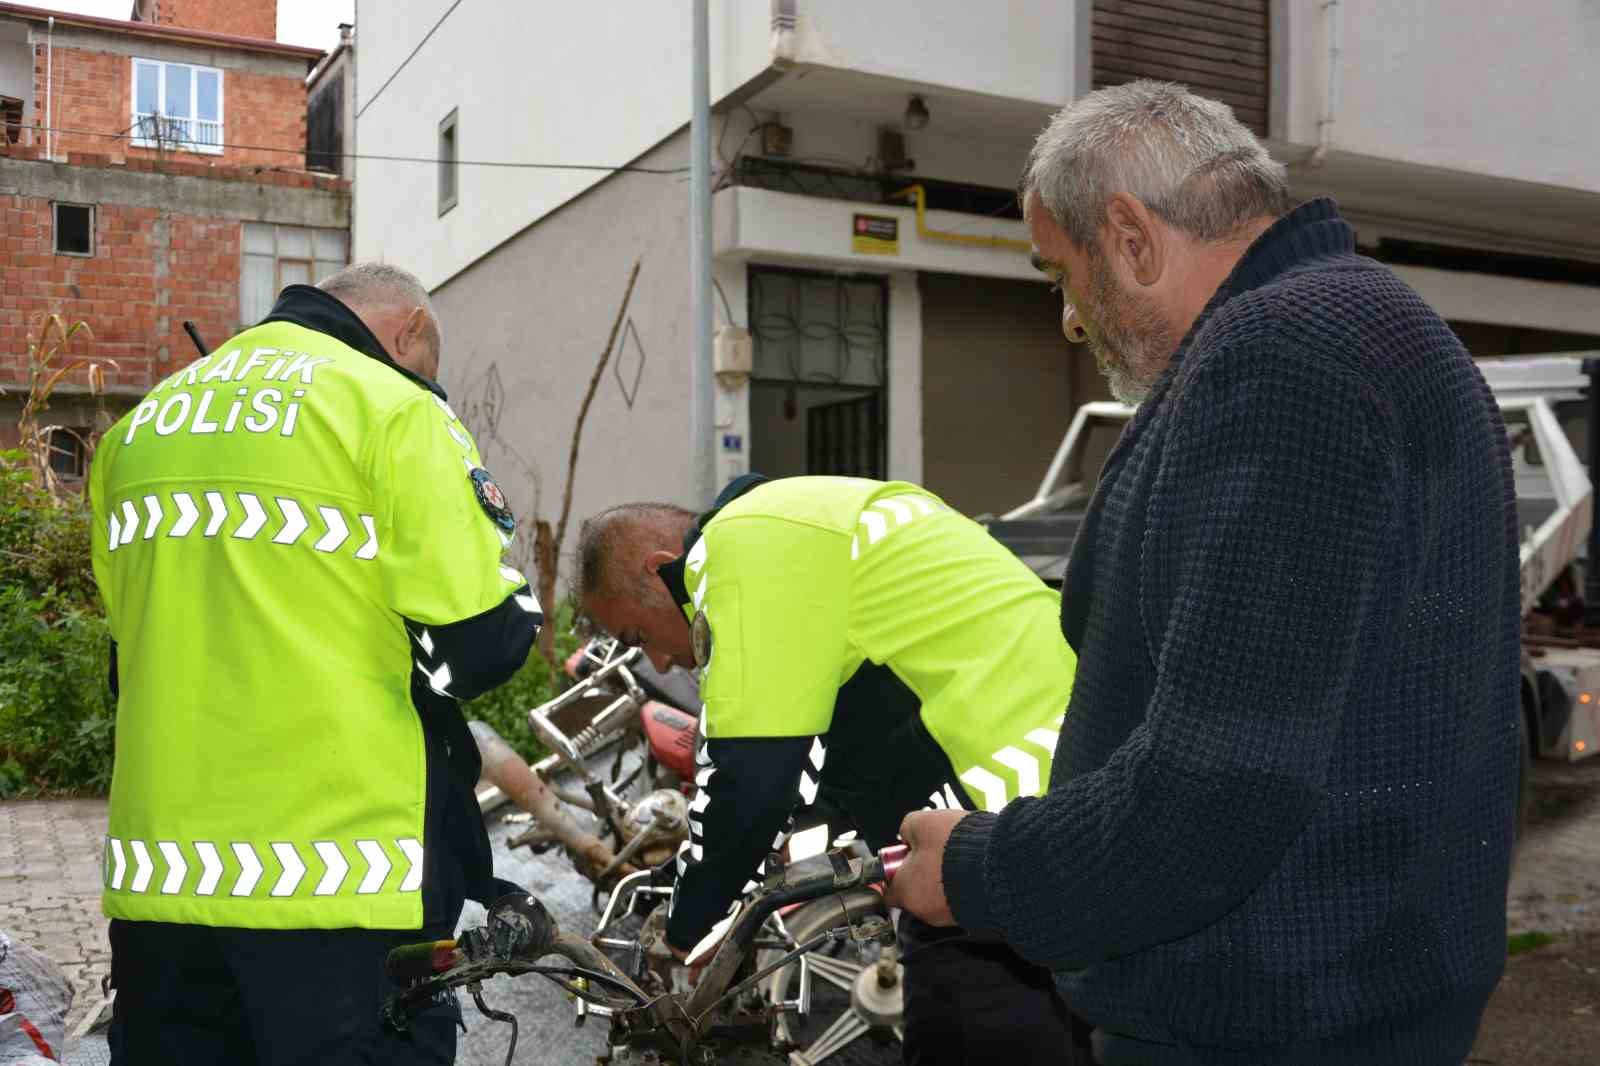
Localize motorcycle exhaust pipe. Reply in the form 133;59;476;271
469;719;624;880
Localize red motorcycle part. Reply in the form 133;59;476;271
878;843;909;884
640;699;698;781
563;643;590;681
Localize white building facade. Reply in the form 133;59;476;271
352;0;1600;568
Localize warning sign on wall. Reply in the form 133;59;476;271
852;214;899;256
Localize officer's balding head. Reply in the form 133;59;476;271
578;503;697;673
318;262;443;381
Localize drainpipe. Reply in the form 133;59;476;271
690;0;715;505
44;16;53;159
1308;0;1340;167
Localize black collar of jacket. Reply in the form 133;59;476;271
1108;198;1358;460
260;284;449;401
656;473;770;612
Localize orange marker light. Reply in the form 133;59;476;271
1578;740;1589;753
1582;693;1593;705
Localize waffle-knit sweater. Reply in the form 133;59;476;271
943;199;1520;1065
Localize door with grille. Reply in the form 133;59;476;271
747;266;888;480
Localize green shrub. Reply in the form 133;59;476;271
463;605;582;764
0;448;99;609
0;448;112;796
0;588;116;797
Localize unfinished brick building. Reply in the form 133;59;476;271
0;0;349;471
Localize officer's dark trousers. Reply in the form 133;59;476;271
108;918;460;1066
899;913;1094;1066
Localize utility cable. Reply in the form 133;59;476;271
16;123;689;173
355;0;465;120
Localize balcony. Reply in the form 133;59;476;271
131;113;224;156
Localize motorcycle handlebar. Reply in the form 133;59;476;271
877;843;909;884
384;938;461;982
385;843;910;1031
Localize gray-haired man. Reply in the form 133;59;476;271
889;80;1520;1066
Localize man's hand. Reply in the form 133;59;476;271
884;808;968;927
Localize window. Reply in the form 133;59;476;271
46;428;88;479
132;58;223;154
53;203;93;256
438;108;458;216
240;223;349;327
1;95;22;145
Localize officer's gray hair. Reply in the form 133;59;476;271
317;261;442;348
1022;80;1289;247
578;503;697;603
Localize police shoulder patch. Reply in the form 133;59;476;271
469;467;516;532
691;611;713;668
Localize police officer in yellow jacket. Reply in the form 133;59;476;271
89;263;540;1064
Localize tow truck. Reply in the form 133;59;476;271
983;355;1600;791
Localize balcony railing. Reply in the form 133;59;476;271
132;113;224;155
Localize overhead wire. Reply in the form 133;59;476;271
17;123;690;173
354;0;465;120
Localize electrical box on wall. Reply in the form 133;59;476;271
877;128;913;172
714;326;753;376
762;122;793;157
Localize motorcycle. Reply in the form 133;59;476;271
468;639;905;1063
471;637;702;890
383;843;907;1066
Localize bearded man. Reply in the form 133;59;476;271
889;80;1521;1066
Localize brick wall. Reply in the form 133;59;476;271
0;193;242;394
32;44;306;169
142;0;277;42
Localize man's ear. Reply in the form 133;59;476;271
644;549;679;577
1103;192;1164;287
394;306;428;360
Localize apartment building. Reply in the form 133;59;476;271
352;0;1600;531
0;0;348;470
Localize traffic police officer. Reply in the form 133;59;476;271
90;263;540;1064
579;474;1079;1065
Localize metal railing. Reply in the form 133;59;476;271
132;113;223;155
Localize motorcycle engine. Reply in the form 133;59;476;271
623;788;690;867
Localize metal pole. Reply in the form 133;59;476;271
690;0;715;506
1585;358;1600;627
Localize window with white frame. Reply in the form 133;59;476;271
132;58;223;154
240;223;349;327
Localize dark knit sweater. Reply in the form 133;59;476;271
943;199;1520;1065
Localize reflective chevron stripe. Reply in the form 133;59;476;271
960;766;1009;812
105;493;380;559
272;498;309;544
851;493;947;560
109;838;126;889
194;841;223;895
958;717;1064;811
157;841;187;894
993;746;1041;797
233;493;268;539
128;840;153;893
141;495;163;539
105;837;423;899
119;501;138;546
797;736;826;806
314;506;349;551
684;538;709;610
170;492;200;537
356;515;379;560
204;491;228;536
